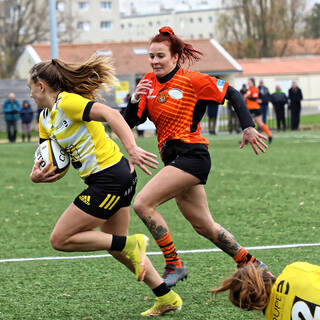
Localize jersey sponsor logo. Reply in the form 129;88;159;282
157;93;167;104
56;119;69;131
291;296;320;320
99;194;120;210
79;195;90;205
217;79;225;92
168;88;183;99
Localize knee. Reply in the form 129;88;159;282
133;195;149;217
50;232;67;251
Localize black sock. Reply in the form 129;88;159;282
110;235;127;251
152;282;170;297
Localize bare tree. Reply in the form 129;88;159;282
0;0;50;78
0;0;78;78
217;0;308;58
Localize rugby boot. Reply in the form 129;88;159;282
122;234;149;281
162;262;188;287
141;290;182;316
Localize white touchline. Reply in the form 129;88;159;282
1;243;320;263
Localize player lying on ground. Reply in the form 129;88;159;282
211;262;320;319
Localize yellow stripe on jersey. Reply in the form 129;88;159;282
38;91;123;179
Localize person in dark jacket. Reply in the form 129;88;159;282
207;102;219;134
288;82;303;130
20;100;34;142
3;93;21;142
258;80;270;124
270;85;288;131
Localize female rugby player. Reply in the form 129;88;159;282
28;55;182;316
211;262;320;319
122;26;269;288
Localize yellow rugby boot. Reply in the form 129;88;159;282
141;290;182;317
122;234;149;281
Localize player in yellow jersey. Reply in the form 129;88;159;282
27;55;182;316
211;262;320;320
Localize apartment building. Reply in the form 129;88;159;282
54;0;224;42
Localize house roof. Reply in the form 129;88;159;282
27;39;241;76
236;55;320;76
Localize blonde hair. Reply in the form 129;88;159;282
211;264;276;311
29;54;118;100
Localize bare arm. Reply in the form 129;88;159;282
89;102;158;175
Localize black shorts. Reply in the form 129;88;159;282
161;140;211;184
249;109;262;118
73;157;137;219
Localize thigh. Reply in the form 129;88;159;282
175;184;215;227
100;206;130;236
136;165;200;208
52;203;106;240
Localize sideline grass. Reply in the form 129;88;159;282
0;131;320;319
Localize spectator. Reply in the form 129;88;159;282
227;100;241;134
240;84;247;97
270;85;288;131
288;81;303;130
3;92;21;143
258;80;270;124
35;107;44;132
207;102;219;134
20;100;34;142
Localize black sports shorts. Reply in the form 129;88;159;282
74;157;137;219
249;109;262;118
161;140;211;184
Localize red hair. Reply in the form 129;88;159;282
150;26;203;66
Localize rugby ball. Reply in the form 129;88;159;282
34;139;70;176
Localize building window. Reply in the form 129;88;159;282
133;48;148;55
199;33;203;38
57;2;64;11
208;16;213;23
121;23;125;29
190;17;193;23
101;21;112;30
96;50;112;56
78;2;89;11
156;21;161;26
59;22;66;32
180;19;185;28
198;17;202;22
128;23;132;28
148;21;153;27
209;32;213;38
100;1;111;10
77;21;90;31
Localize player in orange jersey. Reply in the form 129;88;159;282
122;26;269;288
245;78;273;143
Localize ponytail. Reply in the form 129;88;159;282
211;264;275;311
29;54;118;100
151;26;203;66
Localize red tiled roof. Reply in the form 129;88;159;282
237;55;320;76
31;39;239;75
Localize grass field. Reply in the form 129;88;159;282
1;131;320;319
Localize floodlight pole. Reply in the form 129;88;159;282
49;0;58;58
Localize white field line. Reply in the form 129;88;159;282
1;242;320;263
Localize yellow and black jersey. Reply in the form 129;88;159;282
39;91;123;179
265;262;320;320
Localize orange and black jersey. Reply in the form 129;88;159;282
123;66;254;152
245;85;260;110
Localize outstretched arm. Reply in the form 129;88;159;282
225;86;268;155
89;102;158;175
